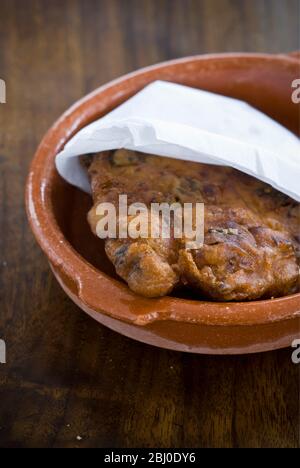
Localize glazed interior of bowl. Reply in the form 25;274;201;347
26;53;300;328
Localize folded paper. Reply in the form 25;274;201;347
56;80;300;201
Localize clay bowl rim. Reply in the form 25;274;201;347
25;52;300;328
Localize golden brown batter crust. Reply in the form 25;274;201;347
86;150;299;300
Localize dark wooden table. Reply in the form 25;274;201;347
0;0;299;448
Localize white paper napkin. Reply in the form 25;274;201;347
56;80;300;201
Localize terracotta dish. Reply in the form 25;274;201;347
26;53;300;354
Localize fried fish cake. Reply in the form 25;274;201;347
86;149;299;300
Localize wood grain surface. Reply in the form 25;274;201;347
0;0;299;448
